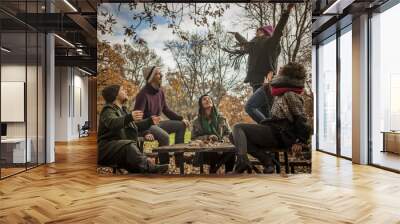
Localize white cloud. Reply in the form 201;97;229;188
137;23;178;69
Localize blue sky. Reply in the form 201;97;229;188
98;3;252;70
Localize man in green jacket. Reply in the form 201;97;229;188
97;84;168;174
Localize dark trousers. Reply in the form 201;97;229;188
232;123;280;165
197;152;235;173
98;142;148;173
149;120;186;164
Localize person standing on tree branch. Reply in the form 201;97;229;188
228;4;294;92
225;4;294;123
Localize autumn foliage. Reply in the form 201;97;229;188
97;41;139;114
219;93;254;126
97;40;253;126
98;2;313;125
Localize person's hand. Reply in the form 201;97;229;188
291;143;302;154
222;136;230;143
151;115;161;125
144;133;155;141
209;135;219;142
182;119;190;128
132;110;143;121
288;3;295;11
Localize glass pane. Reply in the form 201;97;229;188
317;36;337;154
340;28;352;158
1;31;28;177
0;1;46;178
371;4;400;171
27;31;38;169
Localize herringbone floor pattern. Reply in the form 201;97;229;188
1;136;400;223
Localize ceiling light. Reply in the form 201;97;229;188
1;47;11;53
322;0;354;15
78;67;93;76
54;34;75;48
63;0;78;12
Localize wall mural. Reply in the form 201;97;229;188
97;2;313;175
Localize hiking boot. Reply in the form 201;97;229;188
233;155;252;174
262;153;275;174
263;165;275;174
145;164;169;174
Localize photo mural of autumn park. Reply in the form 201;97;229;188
97;2;313;129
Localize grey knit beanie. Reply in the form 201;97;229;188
143;66;160;83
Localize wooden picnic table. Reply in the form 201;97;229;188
152;143;301;174
152;143;236;174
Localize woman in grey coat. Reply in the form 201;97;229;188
231;62;312;173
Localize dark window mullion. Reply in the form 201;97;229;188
316;45;319;151
36;0;39;167
367;11;373;165
25;0;28;171
336;29;341;157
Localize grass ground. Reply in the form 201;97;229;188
143;131;192;151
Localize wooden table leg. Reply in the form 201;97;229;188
284;152;289;174
179;159;184;175
177;153;184;175
199;152;204;174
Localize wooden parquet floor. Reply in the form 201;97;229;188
1;136;400;224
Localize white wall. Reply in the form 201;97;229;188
55;66;69;141
54;67;89;141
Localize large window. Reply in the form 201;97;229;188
316;25;353;158
339;27;352;158
370;3;400;171
317;35;337;154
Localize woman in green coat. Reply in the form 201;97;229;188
191;94;235;173
97;85;168;174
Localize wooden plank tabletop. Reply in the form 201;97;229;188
152;143;236;153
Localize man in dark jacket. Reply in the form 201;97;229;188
134;66;190;165
98;84;168;174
